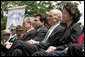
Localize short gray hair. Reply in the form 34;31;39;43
50;9;62;20
24;17;35;23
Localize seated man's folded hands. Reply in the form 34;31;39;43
27;39;39;45
45;46;56;53
4;41;13;49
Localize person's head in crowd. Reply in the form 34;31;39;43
9;26;16;36
16;25;23;37
34;13;45;20
34;13;46;29
47;9;62;27
3;29;10;40
23;17;35;32
67;44;83;56
62;2;81;27
40;17;48;28
33;15;46;29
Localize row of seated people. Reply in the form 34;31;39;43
33;28;84;56
1;2;84;56
1;14;48;56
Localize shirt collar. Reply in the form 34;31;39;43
50;23;60;29
27;28;34;32
37;25;44;32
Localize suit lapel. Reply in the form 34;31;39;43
22;29;35;39
38;26;45;32
49;25;61;38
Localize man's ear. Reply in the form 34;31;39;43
57;16;61;20
30;22;32;27
42;21;44;25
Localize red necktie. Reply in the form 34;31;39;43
78;33;84;45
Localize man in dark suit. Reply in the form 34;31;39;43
32;2;82;56
4;17;36;49
17;17;36;41
46;28;84;56
1;29;11;56
6;14;48;56
6;9;64;56
19;14;48;42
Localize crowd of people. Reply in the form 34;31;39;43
1;2;84;56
